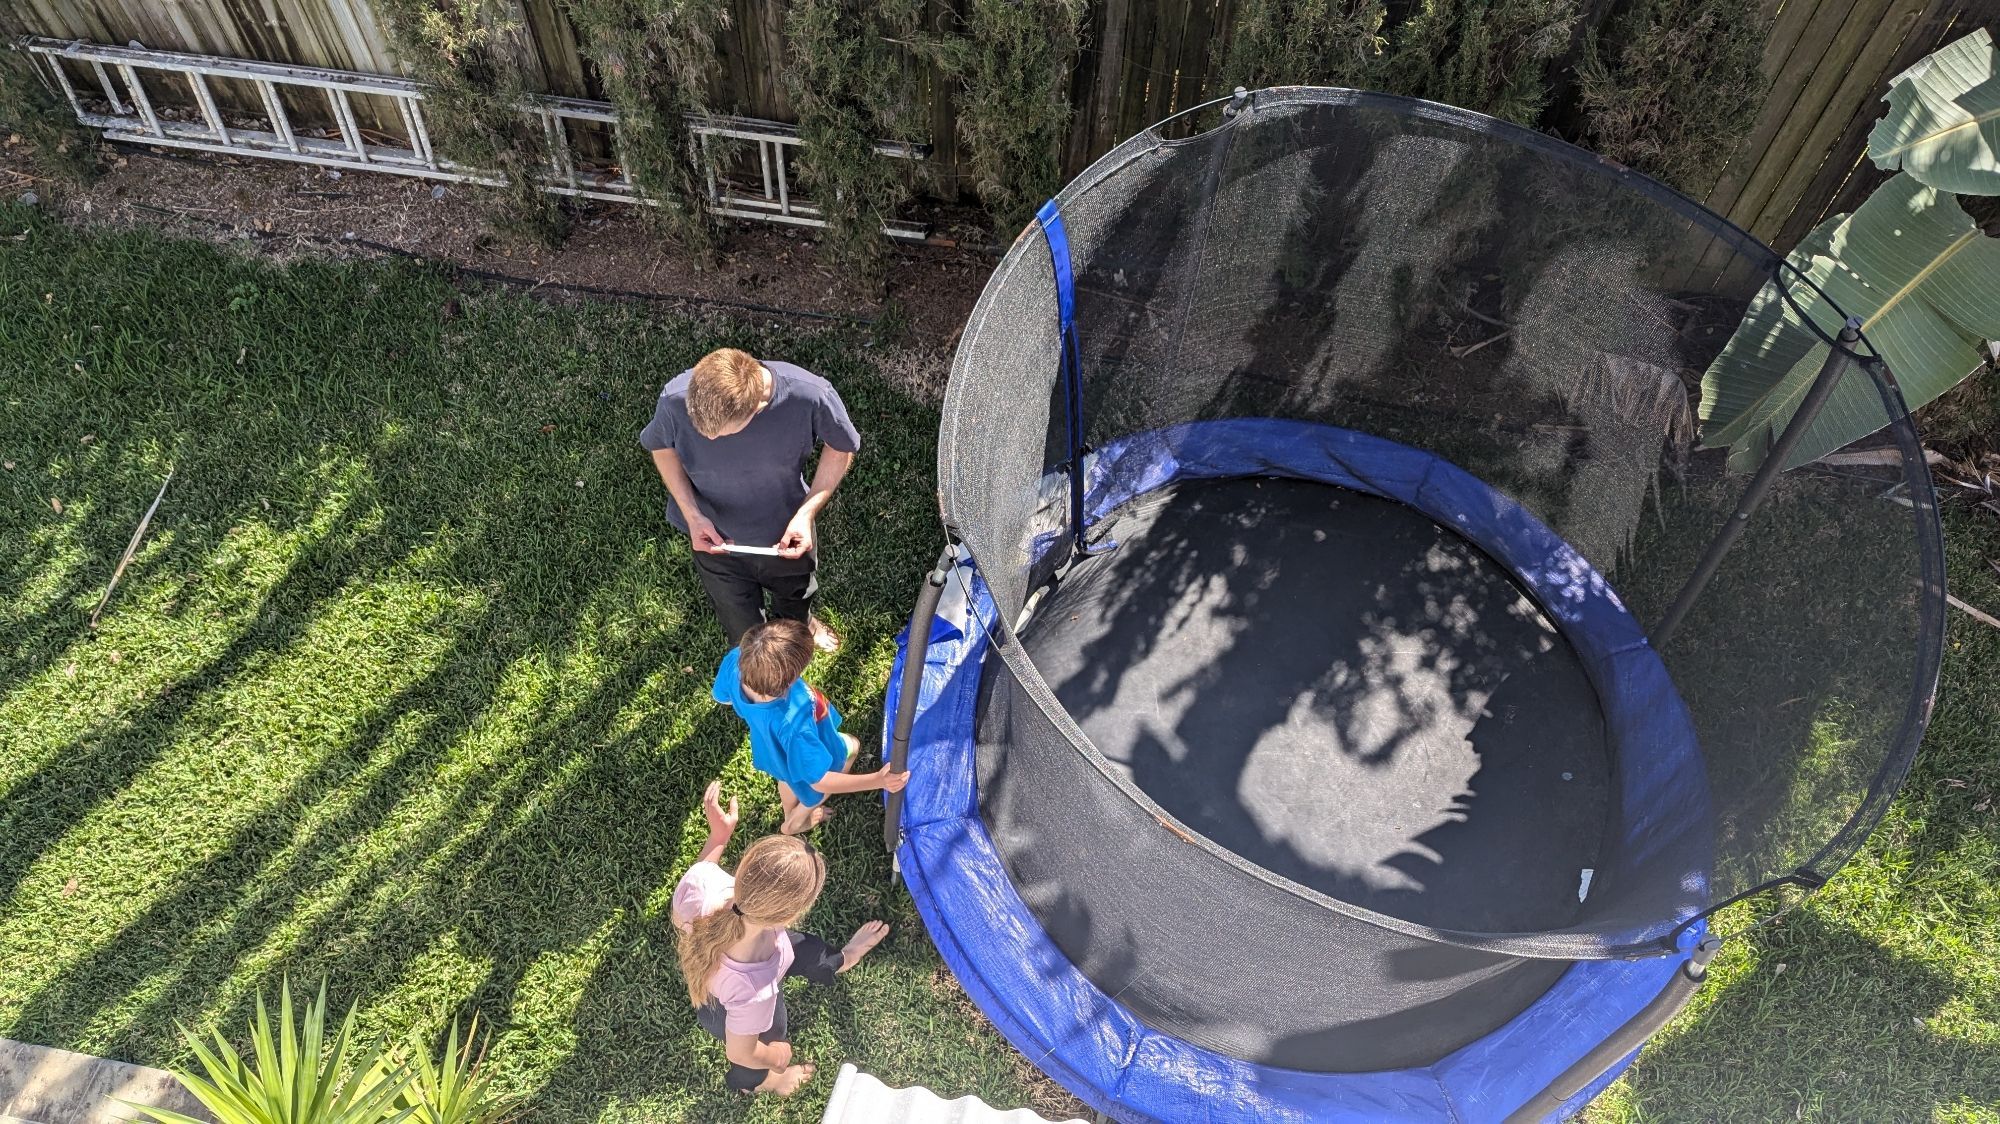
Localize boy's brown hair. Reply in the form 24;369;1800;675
687;348;767;437
738;619;813;698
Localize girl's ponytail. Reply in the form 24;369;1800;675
679;908;747;1006
676;835;827;1007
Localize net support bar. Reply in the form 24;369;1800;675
1034;200;1106;559
1650;319;1863;649
884;545;956;858
1501;935;1722;1123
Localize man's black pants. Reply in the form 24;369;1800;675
694;930;845;1093
692;549;818;645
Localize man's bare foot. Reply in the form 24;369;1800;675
759;1063;815;1096
839;920;891;972
780;804;832;835
809;615;841;653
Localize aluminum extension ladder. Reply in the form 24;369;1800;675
16;35;929;241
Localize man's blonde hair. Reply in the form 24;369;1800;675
687;348;767;437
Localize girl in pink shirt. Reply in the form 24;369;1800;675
674;781;891;1096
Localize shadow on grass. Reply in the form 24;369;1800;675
0;206;949;1122
1621;908;2000;1121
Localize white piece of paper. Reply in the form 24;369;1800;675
718;543;784;557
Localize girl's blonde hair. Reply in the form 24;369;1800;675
677;835;826;1006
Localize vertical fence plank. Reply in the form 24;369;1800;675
1690;0;1838;225
1729;0;1906;242
1691;0;1873;276
1748;0;1932;245
1067;0;1132;173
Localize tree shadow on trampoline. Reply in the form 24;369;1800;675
1012;475;1611;936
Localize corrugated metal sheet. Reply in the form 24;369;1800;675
820;1064;1091;1124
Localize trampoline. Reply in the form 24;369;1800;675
883;89;1945;1123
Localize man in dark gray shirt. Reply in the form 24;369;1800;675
641;348;861;648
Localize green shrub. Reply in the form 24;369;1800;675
563;0;731;256
374;0;567;247
1380;0;1579;124
1578;0;1768;191
127;982;514;1124
397;1016;513;1124
926;0;1085;237
1220;0;1389;90
0;48;98;184
786;0;927;281
128;981;412;1124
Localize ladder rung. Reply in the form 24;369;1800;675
90;60;127;114
187;71;231;145
117;64;163;137
42;55;86;119
255;80;299;152
325;87;369;162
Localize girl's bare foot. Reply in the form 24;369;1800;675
760;1063;815;1096
839;920;890;972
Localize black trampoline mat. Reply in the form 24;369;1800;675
1015;476;1611;933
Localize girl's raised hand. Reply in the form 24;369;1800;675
702;779;740;835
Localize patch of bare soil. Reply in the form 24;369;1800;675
3;138;1000;402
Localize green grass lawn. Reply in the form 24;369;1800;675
2;202;1996;1123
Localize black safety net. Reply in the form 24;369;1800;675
939;89;1945;1066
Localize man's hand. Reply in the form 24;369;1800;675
776;510;815;559
702;780;739;836
687;513;730;554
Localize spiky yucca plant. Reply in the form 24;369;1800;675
397;1016;515;1124
128;981;414;1124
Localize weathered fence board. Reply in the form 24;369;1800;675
1780;0;2000;247
8;0;1994;255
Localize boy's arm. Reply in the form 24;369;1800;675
810;762;908;796
651;448;729;553
697;780;739;864
775;448;854;558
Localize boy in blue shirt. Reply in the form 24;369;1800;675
714;619;907;834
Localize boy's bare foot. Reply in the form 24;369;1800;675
809;615;840;653
759;1063;815;1096
838;920;891;972
780;804;832;835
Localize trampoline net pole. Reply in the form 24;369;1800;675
1503;936;1723;1123
1649;319;1863;650
884;546;954;859
1033;200;1099;562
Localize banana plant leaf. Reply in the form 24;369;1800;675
1868;29;2000;196
1700;174;2000;471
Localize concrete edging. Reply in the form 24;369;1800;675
0;1039;209;1124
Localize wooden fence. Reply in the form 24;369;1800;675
5;0;1995;254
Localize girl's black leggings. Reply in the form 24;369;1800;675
694;930;844;1093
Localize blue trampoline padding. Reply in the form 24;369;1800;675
888;420;1711;1123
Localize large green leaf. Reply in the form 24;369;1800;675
1868;29;2000;196
1700;174;2000;470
